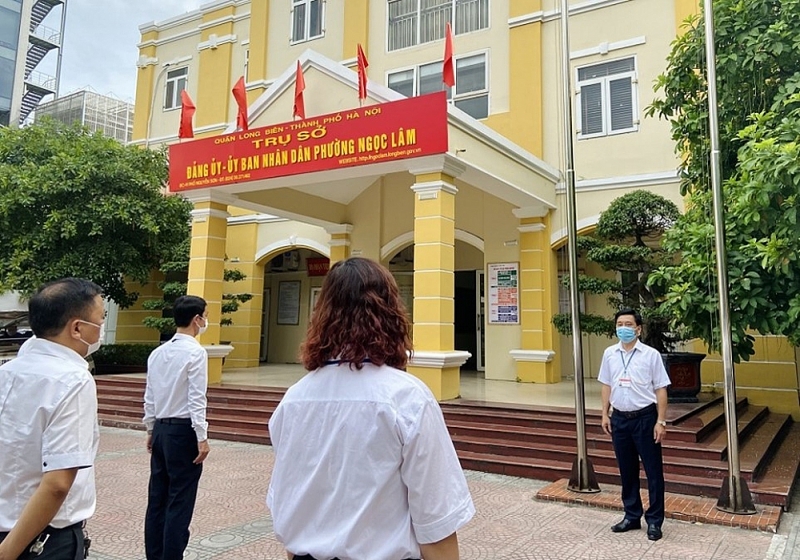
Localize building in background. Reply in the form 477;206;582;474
36;89;134;143
0;0;66;127
121;0;800;418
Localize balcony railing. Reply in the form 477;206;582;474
30;24;61;45
25;70;57;92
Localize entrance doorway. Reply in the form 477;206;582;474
455;270;485;371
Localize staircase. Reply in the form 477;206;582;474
95;376;800;509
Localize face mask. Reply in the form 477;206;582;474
616;326;637;344
197;316;208;336
78;320;104;356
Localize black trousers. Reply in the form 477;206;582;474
611;407;665;526
0;522;85;560
144;419;202;560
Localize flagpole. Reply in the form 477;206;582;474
560;0;599;494
701;0;755;515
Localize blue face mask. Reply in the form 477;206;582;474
616;326;638;343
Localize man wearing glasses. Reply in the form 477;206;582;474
0;278;104;559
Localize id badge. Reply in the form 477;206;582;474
619;377;632;388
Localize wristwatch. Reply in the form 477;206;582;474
657;420;667;427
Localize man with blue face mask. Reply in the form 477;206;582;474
598;309;671;542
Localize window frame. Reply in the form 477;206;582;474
386;0;491;53
575;55;639;140
385;50;489;120
163;66;188;112
290;0;325;45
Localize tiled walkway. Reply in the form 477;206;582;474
85;427;797;560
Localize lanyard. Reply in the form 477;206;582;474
619;348;637;376
325;358;372;365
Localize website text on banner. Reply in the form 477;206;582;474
168;92;449;192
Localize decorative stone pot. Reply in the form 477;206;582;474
661;352;706;403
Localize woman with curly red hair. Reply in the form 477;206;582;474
267;257;474;560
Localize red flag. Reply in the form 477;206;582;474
178;90;195;139
357;44;369;101
232;76;249;131
293;61;306;120
442;22;455;88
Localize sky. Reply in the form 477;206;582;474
56;0;204;102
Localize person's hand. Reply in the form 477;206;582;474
146;433;153;453
654;423;666;444
194;440;210;464
601;414;612;436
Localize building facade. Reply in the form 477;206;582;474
126;0;800;417
36;89;135;143
0;0;66;127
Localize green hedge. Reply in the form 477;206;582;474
93;343;159;366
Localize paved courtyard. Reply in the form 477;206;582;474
87;427;797;560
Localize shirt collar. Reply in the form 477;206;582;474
171;333;199;344
616;339;643;354
21;337;90;369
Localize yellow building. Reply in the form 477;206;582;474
125;0;799;417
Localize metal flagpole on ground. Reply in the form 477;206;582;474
701;0;756;515
560;0;599;493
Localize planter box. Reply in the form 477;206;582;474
662;352;705;403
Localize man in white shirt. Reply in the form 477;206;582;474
143;295;210;560
0;278;104;560
598;309;671;542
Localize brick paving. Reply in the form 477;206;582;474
537;478;782;532
87;427;791;560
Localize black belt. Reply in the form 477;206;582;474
614;403;657;418
157;417;192;425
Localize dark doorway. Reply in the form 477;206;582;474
455;271;477;370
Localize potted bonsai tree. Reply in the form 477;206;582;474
553;190;705;402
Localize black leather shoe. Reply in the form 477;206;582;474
611;518;641;533
647;524;663;541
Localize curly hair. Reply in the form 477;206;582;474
301;257;413;371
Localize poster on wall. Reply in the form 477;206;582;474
277;281;301;325
487;262;519;325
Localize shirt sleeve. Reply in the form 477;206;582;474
400;396;475;544
652;352;671;390
597;348;614;385
143;354;156;432
188;347;209;441
41;377;97;472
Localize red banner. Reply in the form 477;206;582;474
169;93;449;192
306;257;330;276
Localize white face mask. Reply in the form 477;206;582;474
78;320;104;356
197;316;208;336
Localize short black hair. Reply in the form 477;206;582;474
173;295;207;327
29;278;104;338
614;308;642;326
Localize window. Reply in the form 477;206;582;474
163;67;188;110
576;57;637;138
291;0;323;44
453;54;488;119
388;0;489;52
387;52;488;120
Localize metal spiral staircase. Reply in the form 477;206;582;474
19;0;65;125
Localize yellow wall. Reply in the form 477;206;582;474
675;0;700;33
115;273;164;343
687;337;800;419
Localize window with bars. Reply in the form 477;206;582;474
387;52;488;120
164;67;188;110
576;57;637;138
291;0;323;44
388;0;489;52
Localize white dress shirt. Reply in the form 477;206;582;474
267;363;475;560
143;333;208;441
0;338;99;531
598;339;671;412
